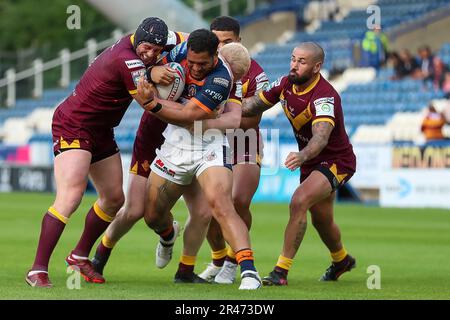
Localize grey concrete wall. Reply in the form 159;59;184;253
241;12;297;49
86;0;207;33
388;11;450;53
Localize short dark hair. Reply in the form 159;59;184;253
187;29;219;57
210;16;240;36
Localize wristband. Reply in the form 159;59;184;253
150;103;163;113
145;66;155;83
143;99;154;106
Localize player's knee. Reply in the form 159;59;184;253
289;196;309;219
311;217;326;230
104;191;125;213
122;202;144;224
232;193;251;213
241;214;252;230
62;199;82;217
208;198;230;222
143;211;157;229
233;195;251;225
56;188;85;216
191;207;212;225
124;209;144;225
143;207;163;230
311;214;333;229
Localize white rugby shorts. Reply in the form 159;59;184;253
150;143;232;185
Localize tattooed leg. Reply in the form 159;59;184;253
282;214;308;259
143;171;187;232
281;171;332;259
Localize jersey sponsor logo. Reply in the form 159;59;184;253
268;77;282;90
314;97;335;117
313;97;334;106
131;69;146;87
315;102;335;117
213;77;230;88
255;72;269;84
125;59;145;69
257;81;270;92
205;88;224;102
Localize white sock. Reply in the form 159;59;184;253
28;270;48;276
71;254;88;260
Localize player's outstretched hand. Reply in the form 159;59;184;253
137;76;157;101
285;152;306;171
150;65;177;85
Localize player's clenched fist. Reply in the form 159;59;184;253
137;76;157;102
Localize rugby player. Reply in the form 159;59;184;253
136;29;261;290
92;18;268;287
90;38;245;279
183;16;269;284
241;42;356;285
25;17;180;288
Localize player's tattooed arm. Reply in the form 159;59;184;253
242;94;274;117
239;89;264;130
285;121;333;171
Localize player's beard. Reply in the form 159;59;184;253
288;69;313;85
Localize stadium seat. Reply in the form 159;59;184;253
2;1;450;152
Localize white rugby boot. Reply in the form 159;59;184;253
239;270;262;290
214;260;238;284
199;263;222;282
155;221;181;269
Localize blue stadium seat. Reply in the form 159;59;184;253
3;3;450;145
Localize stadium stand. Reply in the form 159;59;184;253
250;0;450;143
1;0;450;160
236;0;309;27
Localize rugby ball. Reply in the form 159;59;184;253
155;62;185;101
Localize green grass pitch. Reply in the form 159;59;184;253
1;192;450;300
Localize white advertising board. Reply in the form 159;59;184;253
380;169;450;209
350;144;392;189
